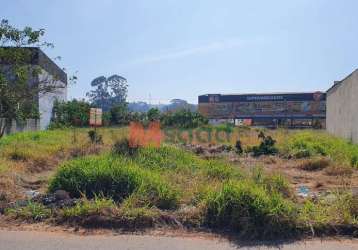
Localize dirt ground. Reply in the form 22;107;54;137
182;143;358;199
2;144;358;205
239;155;358;197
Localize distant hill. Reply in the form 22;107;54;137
128;99;197;113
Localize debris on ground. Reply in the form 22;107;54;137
182;144;238;160
33;190;78;209
297;186;310;198
24;190;40;199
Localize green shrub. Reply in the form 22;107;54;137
251;132;278;157
88;130;103;144
112;138;139;156
351;155;358;168
49;156;140;199
49;155;179;209
235;139;243;154
204;181;297;239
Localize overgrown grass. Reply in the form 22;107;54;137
0;127;127;163
62;196;160;229
0;161;8;175
280;130;358;168
62;196;115;218
2;128;357;238
48;144;306;238
250;166;293;198
49;154;180;209
299;191;358;231
204;180;298;239
5;202;51;221
297;157;331;171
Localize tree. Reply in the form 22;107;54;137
86;74;128;111
50;99;91;128
163;99;197;112
0;19;65;138
147;108;161;121
160;109;208;128
109;103;130;125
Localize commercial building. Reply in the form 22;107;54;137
0;47;67;132
327;69;358;143
198;92;326;128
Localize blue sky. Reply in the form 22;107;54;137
2;0;358;103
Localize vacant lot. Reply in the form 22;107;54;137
0;127;357;239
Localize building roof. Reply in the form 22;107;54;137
0;47;67;84
327;68;358;94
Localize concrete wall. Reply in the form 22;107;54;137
38;70;67;130
1;118;40;135
327;69;358;143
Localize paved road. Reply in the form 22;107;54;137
0;230;357;250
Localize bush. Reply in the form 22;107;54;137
204;181;297;239
351;155;358;168
48;155;179;209
235;139;243;154
88;130;103;144
251;132;278;157
112;138;139;156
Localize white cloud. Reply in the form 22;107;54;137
130;38;245;65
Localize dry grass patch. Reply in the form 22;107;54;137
297;157;331;171
325;165;353;176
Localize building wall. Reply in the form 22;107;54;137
0;48;67;132
38;70;67;130
198;93;326;128
327;70;358;143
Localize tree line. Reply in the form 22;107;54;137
50;99;208;129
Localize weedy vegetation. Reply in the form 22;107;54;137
1;127;357;239
280;130;358;169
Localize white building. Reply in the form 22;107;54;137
0;47;67;131
326;69;358;143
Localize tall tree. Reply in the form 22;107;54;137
86;74;128;111
0;19;66;138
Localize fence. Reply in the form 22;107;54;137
0;118;40;135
